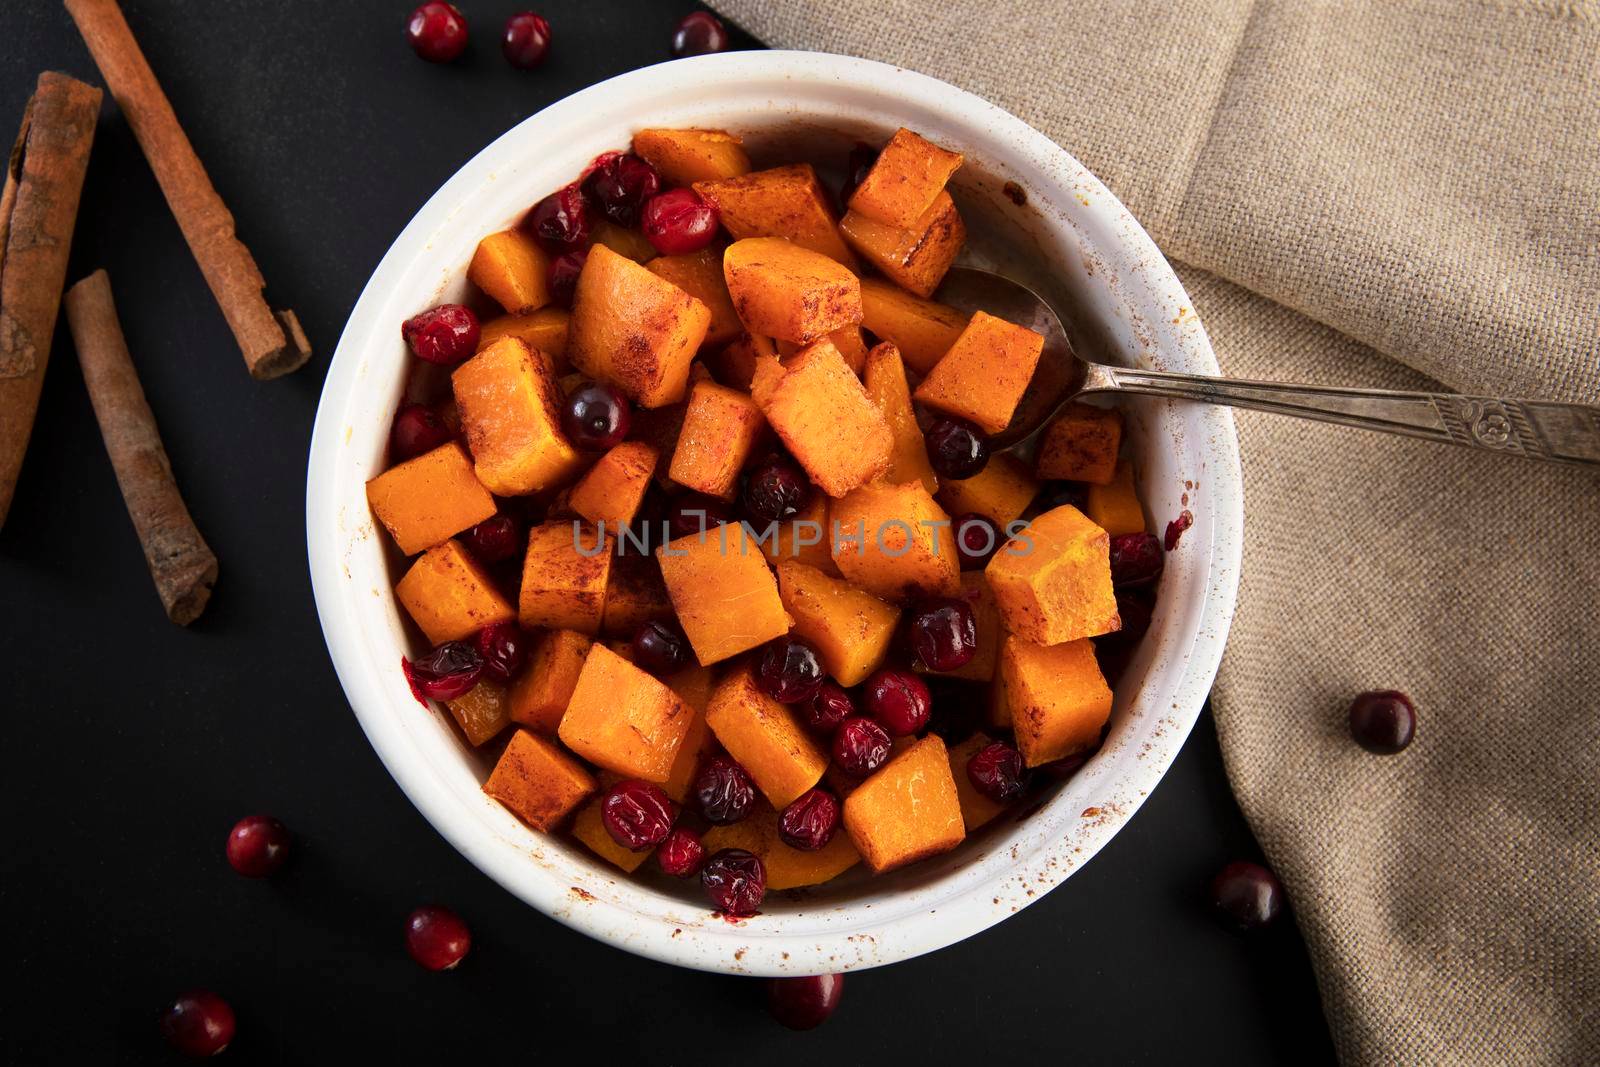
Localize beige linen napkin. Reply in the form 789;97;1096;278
709;1;1600;1062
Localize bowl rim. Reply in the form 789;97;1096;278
306;50;1243;975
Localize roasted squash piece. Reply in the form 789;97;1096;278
840;189;964;298
842;735;965;872
477;307;569;367
777;560;900;686
936;451;1038;529
508;629;592;732
913;311;1043;435
645;247;741;346
468;228;551;314
863;342;938;495
830;480;960;600
1084;458;1145;535
707;330;777;390
847;128;964;230
396;538;515;644
367;441;497;556
777;325;868;376
571;797;652;871
484;730;596;831
695;164;856;267
632;127;750;186
656;525;791;665
668;380;766;499
559;643;694;781
705;664;829;808
723;237;863;345
858;278;968;375
947;732;1007;831
997;635;1112;767
569;243;711;408
701;802;860;889
600;552;674;636
1036;403;1123;485
444;681;511;746
568;440;658;528
758;492;838;576
757;338;892;497
985;504;1119;645
453;337;585;495
518;520;612;634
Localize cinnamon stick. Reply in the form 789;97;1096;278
64;0;310;380
0;72;102;530
64;270;217;625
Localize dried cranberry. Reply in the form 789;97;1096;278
954;512;999;566
665;494;736;540
406;641;484;701
474;622;528;684
925;417;989;480
802;681;855;735
701;848;765;917
562;381;631;450
463;514;519;563
405;904;472;969
908;598;977;672
159;990;235;1057
1210;861;1284;932
778;789;840;851
631;619;689;676
525;183;593;250
500;11;550;69
742;456;811;524
390;402;454;461
865;668;931;736
583;153;661;227
601;780;676;851
768;974;844;1030
402;303;479;365
1108;531;1164;587
225;814;291;878
967;741;1028;804
670;11;730;57
1164;509;1194;551
695;755;756;825
832;716;892;777
641;188;719;255
840;142;878;205
406;2;468;62
755;637;825;704
547;248;587;308
1347;690;1416;755
656;826;707;877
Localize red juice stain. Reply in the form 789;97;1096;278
1164;510;1193;551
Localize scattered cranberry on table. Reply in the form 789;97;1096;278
159;990;235;1058
474;622;528;684
966;741;1028;804
1347;690;1416;755
778;789;841;851
406;1;469;63
631;619;689;675
741;454;811;524
832;716;892;777
500;11;551;69
463;513;522;563
755;637;826;704
401;303;479;365
406;641;484;701
695;755;757;825
802;681;855;735
670;11;730;57
665;493;735;540
925;416;990;480
767;973;844;1030
953;512;1000;566
1210;861;1284;933
405;904;472;970
908;597;977;672
583;152;661;227
524;183;592;250
864;667;931;736
656;826;707;877
701;848;765;917
1108;531;1164;587
641;188;719;255
562;381;632;450
547;248;587;308
225;814;291;878
601;780;676;851
389;402;453;461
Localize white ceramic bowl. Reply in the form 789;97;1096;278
307;51;1242;976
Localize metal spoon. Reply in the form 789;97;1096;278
938;267;1600;468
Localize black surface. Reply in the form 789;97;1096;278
1;3;1336;1062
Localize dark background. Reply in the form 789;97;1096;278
0;2;1335;1062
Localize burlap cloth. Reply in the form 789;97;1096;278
710;1;1600;1061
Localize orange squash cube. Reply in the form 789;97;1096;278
1085;458;1146;535
508;629;592;733
707;330;777;390
722;237;862;345
559;643;694;781
484;730;596;831
947;732;1008;831
777;325;868;376
568;440;658;528
1036;403;1123;484
859;279;968;375
367;441;497;556
913;311;1043;435
842;735;965;872
758;492;839;576
590;220;657;264
922;572;1001;682
830;480;961;601
570;797;651;871
863;342;938;496
646;247;741;347
776;560;900;686
452;337;584;495
936;452;1038;529
656;525;791;665
668;380;766;499
694;164;856;268
758;339;892;497
569;243;711;408
998;636;1113;767
986;504;1120;645
705;665;829;808
477;307;569;367
444;680;511;746
600;553;673;636
847;128;964;230
632;127;750;186
468;228;551;314
701;803;861;889
749;350;787;409
396;538;515;644
518;520;612;634
840;190;964;298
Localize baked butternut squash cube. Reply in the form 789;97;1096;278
758;492;839;575
777;325;868;376
847;127;964;230
694;164;856;268
723;237;863;345
1085;458;1146;536
923;571;1000;681
452;337;584;495
590;220;657;264
367;441;497;556
646;247;741;347
842;735;965;872
705;665;829;808
758;339;892;497
468;228;551;314
985;504;1120;645
998;635;1112;767
484;729;596;831
569;440;658;527
508;629;592;732
477;307;569;367
396;538;515;644
913;311;1044;435
748;350;787;410
570;797;651;871
444;680;511;746
840;190;964;298
859;279;968;375
701;802;861;889
668;380;766;499
518;520;612;634
656;525;791;665
936;451;1038;529
569;243;711;408
559;643;694;781
947;732;1008;831
600;553;673;636
1036;403;1123;484
776;560;900;686
863;342;938;496
708;330;777;390
632;127;750;185
830;480;961;600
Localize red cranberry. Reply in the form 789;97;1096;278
583;153;661;228
656;826;707;877
665;494;736;540
778;789;840;851
525;183;593;250
406;2;468;63
840;141;878;205
966;741;1028;804
832;716;892;777
742;455;811;524
402;303;479;365
1348;690;1416;755
755;637;825;704
405;904;472;969
694;755;757;825
767;973;844;1030
864;668;931;736
159;990;235;1057
406;641;484;701
908;598;977;672
225;814;290;878
464;514;522;563
547;248;587;308
641;188;719;255
631;619;689;675
1164;509;1194;551
1108;531;1164;587
1210;861;1284;932
562;381;631;450
500;11;550;69
802;681;855;735
390;402;453;461
601;780;676;851
474;622;528;684
701;848;765;917
954;512;999;566
670;11;730;57
925;417;989;480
